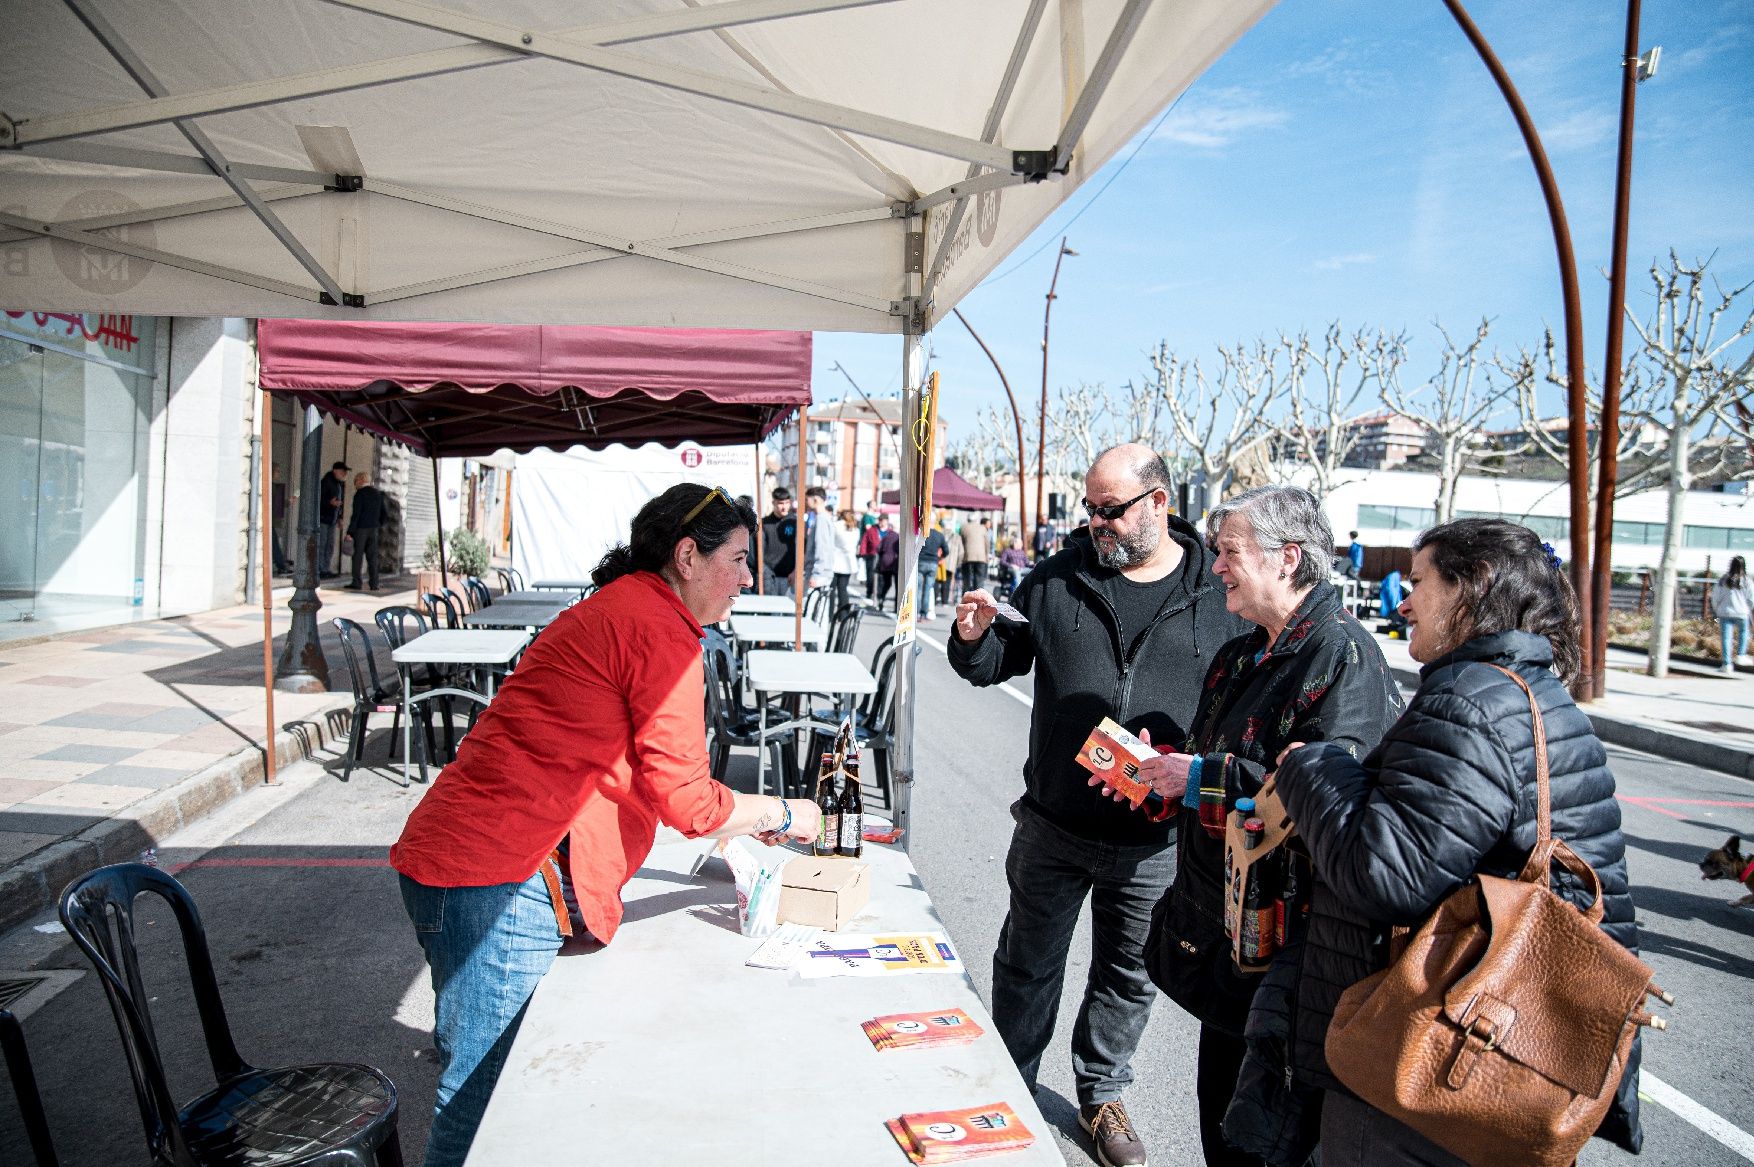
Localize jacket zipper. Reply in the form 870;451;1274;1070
1073;571;1208;720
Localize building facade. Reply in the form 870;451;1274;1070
771;396;908;510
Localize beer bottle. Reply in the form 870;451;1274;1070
1238;816;1279;964
814;755;840;858
837;768;864;858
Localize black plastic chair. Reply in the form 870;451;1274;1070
375;607;457;765
702;636;788;787
463;578;493;612
372;605;428;653
1;1008;58;1166
58;864;403;1167
420;591;461;629
802;585;831;626
494;567;526;592
334;618;436;781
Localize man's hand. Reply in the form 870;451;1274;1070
954;588;1000;642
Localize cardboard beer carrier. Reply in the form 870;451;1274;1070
1073;717;1157;808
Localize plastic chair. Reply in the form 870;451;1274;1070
58;864;403;1167
802;585;831;625
463;578;493;612
420;591;461;630
442;587;469;619
701;636;788;787
375;606;457;764
493;568;523;594
1;1008;58;1166
334;618;438;781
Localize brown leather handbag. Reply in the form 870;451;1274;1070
1324;666;1671;1167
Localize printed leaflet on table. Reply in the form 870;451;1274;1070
863;1008;985;1051
885;1102;1034;1163
797;931;963;979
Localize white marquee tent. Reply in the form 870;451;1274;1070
0;0;1276;835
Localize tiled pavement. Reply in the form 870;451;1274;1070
0;579;426;928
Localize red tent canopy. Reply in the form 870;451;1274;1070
882;465;1006;511
257;319;812;458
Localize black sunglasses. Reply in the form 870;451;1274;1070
1081;488;1158;522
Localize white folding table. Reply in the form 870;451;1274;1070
463;834;1060;1167
745;649;876;797
462;599;571;630
391;629;531;781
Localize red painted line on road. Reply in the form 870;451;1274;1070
1617;798;1689;820
171;856;389;874
1620;796;1754;807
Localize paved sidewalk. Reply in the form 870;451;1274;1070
0;580;425;933
1370;630;1754;780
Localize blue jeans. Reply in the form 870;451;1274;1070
399;871;565;1167
917;567;937;619
1723;616;1749;662
993;799;1178;1106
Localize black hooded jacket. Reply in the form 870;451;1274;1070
1270;630;1642;1155
946;514;1242;846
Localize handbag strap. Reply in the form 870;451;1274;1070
1488;665;1550;845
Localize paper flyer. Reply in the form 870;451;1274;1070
1073;717;1156;808
886;1102;1034;1164
796;931;963;979
863;1008;985;1051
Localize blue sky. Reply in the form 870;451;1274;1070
811;0;1754;441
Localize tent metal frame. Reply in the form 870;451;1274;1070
0;0;1174;326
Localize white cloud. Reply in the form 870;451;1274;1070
1668;23;1752;73
1155;86;1289;149
1540;110;1616;154
1312;252;1378;273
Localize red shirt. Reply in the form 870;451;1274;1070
390;571;734;943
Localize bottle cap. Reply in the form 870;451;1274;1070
1243;817;1265;832
1235;798;1256;814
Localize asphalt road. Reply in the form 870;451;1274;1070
1;616;1750;1166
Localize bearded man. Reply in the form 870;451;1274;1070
948;443;1242;1167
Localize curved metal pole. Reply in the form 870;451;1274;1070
1443;0;1594;698
1590;0;1644;700
954;307;1030;537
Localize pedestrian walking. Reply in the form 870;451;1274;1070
1271;518;1642;1165
915;519;948;620
760;488;795;596
830;508;859;613
858;511;883;595
1712;555;1753;671
959;515;991;593
318;460;348;578
345;471;387;591
1111;486;1401;1167
938;516;962;610
947;444;1242;1167
875;515;899;611
391;485;819;1167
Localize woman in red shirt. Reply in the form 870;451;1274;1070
392;484;818;1167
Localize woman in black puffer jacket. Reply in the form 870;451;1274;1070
1271;518;1641;1165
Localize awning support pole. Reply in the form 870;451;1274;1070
259;391;279;783
793;405;809;649
432;457;450;580
892;328;925;851
275;403;330;692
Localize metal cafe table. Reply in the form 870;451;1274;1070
391;629;531;781
462;598;572;630
745;649;876;798
499;589;578;604
728;613;828;649
462;832;1060;1167
730;593;797;614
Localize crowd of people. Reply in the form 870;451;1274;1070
388;448;1648;1167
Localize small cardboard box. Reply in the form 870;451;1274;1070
777;857;870;931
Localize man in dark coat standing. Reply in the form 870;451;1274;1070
318;461;348;578
345;471;388;591
949;444;1242;1167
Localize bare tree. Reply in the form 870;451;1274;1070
1048;381;1113;473
1380;320;1515;523
1143;338;1288;505
1275;324;1408;501
1499;332;1658;502
1629;253;1754;677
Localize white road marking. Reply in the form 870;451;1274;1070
914;631;1034;709
1641;1073;1754;1161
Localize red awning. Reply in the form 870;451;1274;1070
882;465;1007;511
257;319;812;458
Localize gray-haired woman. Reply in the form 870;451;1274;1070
1108;485;1401;1166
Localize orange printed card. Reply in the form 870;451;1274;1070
1073;717;1155;807
887;1102;1035;1163
863;1008;986;1051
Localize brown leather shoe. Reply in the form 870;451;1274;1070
1080;1100;1147;1167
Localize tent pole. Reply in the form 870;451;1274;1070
754;449;764;592
793;404;809;650
432;456;450;581
274;404;329;691
892;330;925;850
259;389;278;784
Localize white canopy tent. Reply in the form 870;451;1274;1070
0;0;1276;837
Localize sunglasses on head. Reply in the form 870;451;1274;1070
681;487;734;526
1081;488;1157;522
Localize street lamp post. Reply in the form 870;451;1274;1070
954;308;1030;538
1038;239;1076;547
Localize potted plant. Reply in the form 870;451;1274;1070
417;528;492;597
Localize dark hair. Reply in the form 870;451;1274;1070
805;486;827;501
1413;518;1581;682
592;484;757;589
771;486;792;502
1726;555;1748;590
